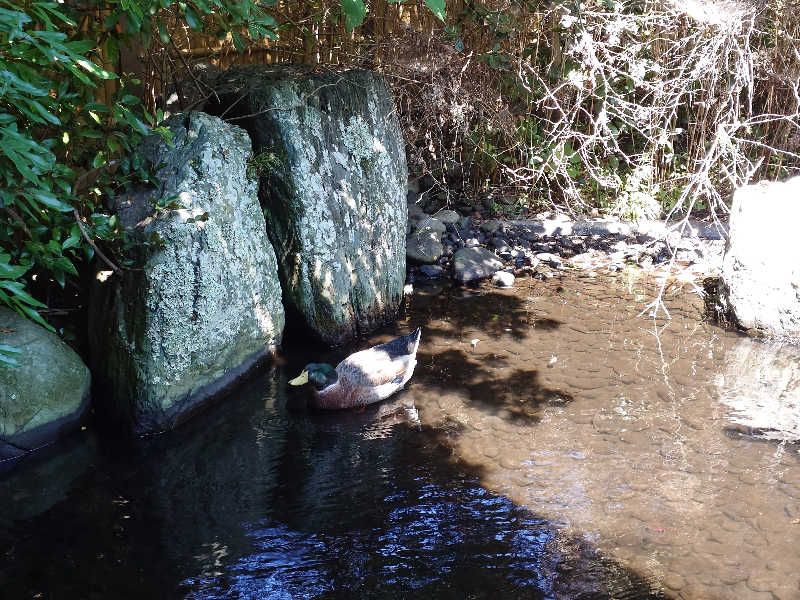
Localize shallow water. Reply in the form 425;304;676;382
2;271;798;599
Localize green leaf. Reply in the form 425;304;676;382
254;12;278;27
25;99;61;125
36;3;76;27
82;102;110;113
18;304;55;332
75;58;118;80
0;70;48;96
78;128;105;139
424;0;446;21
0;352;20;368
64;39;95;54
53;256;78;276
232;30;245;51
0;260;29;280
62;233;81;250
184;6;202;30
0;6;31;32
65;63;95;87
28;190;73;212
0;281;47;308
339;0;367;31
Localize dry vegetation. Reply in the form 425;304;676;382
133;0;800;219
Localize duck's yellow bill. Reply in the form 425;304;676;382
289;370;309;386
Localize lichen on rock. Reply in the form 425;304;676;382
207;66;408;345
89;112;285;434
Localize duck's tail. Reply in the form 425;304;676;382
378;327;422;358
407;327;422;357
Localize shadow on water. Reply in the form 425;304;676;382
404;285;572;424
0;345;669;600
416;348;574;424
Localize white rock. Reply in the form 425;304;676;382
721;176;800;339
492;271;515;287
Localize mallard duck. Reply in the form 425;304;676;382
289;328;422;410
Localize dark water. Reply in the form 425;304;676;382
2;271;799;599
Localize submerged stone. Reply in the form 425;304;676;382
720;176;800;340
0;308;90;467
208;66;407;345
453;247;504;283
89;112;285;434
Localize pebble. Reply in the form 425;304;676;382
663;572;686;590
492;271;515;287
536;252;563;268
772;584;800;600
482;443;500;458
432;209;460;224
406;210;723;287
747;574;778;593
419;264;444;278
415;216;447;233
480;219;502;234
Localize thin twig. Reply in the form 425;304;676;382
223;80;344;122
71;160;120;197
73;209;122;274
2;206;33;240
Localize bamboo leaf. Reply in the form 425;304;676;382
340;0;366;31
424;0;446;21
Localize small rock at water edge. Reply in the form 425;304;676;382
420;265;444;278
492;271;515;287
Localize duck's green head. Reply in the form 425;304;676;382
289;363;338;390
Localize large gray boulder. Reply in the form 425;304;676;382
0;308;90;464
89;112;285;434
720;177;800;340
208;66;407;345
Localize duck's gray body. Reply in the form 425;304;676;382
292;328;422;410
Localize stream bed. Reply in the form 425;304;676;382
2;271;798;599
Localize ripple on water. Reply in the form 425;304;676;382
3;271;799;600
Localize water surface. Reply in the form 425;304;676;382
2;270;798;599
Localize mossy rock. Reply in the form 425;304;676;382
207;66;408;345
0;308;90;466
89;112;285;434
